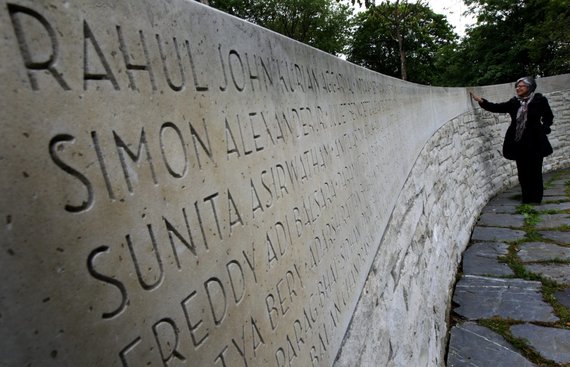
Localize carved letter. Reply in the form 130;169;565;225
87;246;128;319
84;21;119;90
152;318;186;367
8;4;70;90
205;277;227;325
49;134;93;213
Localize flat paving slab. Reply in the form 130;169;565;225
523;264;570;284
462;242;513;276
547;183;568;190
535;214;570;230
517;242;570;262
543;187;568;197
472;226;527;242
482;205;519;214
510;324;570;365
555;288;570;308
476;213;525;228
487;195;523;206
447;322;536;367
543;196;569;203
538;231;570;245
535;202;570;212
453;275;559;322
449;173;569;367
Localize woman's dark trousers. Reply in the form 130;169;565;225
516;157;544;204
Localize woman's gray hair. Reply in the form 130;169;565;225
516;76;537;92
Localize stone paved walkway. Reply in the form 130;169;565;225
447;169;570;367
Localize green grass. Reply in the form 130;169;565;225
543;209;564;215
478;318;561;367
482;247;570;366
498;245;541;281
455;171;570;366
517;204;539;216
515;204;544;240
491;198;570;355
555;224;570;232
541;279;570;326
533;258;570;265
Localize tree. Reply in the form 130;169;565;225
441;0;570;86
514;0;570;77
377;0;428;80
208;0;354;56
348;2;457;83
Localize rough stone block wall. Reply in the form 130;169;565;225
335;88;570;366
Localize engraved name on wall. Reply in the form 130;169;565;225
0;2;403;366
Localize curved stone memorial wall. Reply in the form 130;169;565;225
0;1;568;366
335;79;570;366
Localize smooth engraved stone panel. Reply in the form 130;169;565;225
0;1;474;366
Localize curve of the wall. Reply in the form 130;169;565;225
334;76;570;366
1;1;568;365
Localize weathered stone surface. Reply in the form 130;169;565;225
462;242;513;276
476;213;525;228
487;195;522;206
447;322;536;367
510;324;570;364
543;187;568;197
543;172;566;181
453;275;559;322
539;231;570;244
543;196;569;203
535;214;570;229
523;264;570;284
482;204;519;214
535;202;570;212
555;288;570;308
471;226;526;242
502;187;522;195
548;182;568;188
518;242;570;262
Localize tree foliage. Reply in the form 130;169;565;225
208;0;353;56
440;0;570;86
348;1;457;84
208;0;569;86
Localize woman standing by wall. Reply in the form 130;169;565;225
470;77;554;204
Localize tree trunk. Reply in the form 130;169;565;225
398;33;407;80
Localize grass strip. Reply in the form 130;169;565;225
478;318;560;367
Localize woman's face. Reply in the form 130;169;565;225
516;82;530;97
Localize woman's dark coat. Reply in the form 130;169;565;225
479;93;554;160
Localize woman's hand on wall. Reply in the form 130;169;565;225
469;91;483;103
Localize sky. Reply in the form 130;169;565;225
349;0;476;37
424;0;475;37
